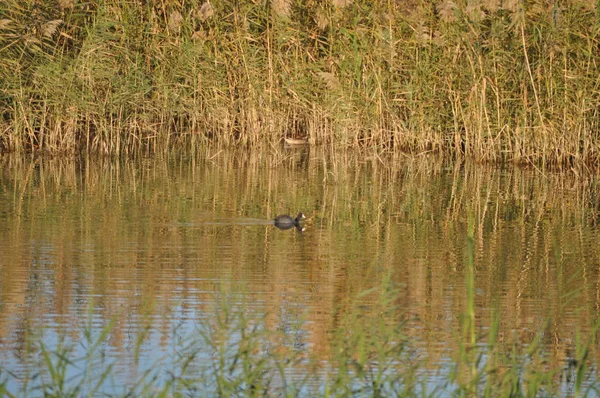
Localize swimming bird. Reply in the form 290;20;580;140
273;212;305;230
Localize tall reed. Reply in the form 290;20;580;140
3;280;599;396
2;0;599;165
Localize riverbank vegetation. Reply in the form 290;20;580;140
1;0;599;162
2;280;600;396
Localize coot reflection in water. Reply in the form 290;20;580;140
273;212;305;231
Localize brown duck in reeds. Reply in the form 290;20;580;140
284;137;309;146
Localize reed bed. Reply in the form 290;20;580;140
1;0;599;166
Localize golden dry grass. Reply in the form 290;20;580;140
0;0;599;167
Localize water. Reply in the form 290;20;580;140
0;149;599;394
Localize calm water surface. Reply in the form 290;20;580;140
1;149;599;393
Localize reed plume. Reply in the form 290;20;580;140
332;0;353;8
272;0;292;18
168;11;183;31
41;20;63;38
197;2;214;21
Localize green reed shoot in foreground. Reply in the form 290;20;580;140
2;281;599;397
1;0;600;166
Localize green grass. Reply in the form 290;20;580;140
1;0;600;166
3;280;600;397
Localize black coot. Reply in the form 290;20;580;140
273;212;305;230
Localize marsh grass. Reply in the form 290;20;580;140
3;279;600;396
1;0;599;166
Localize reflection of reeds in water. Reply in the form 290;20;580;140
1;1;600;167
6;275;600;395
1;152;600;379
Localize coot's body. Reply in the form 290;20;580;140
273;213;305;230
